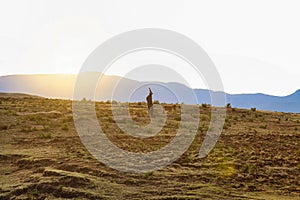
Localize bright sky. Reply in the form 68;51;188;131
0;0;300;96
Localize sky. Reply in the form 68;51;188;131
0;0;300;96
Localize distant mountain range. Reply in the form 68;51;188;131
0;74;299;113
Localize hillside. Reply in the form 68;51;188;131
0;74;300;113
0;95;299;199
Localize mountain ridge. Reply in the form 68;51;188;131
0;74;299;113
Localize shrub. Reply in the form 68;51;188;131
42;126;50;132
174;116;181;121
108;116;115;123
200;114;210;121
223;124;229;129
251;108;256;112
58;185;63;191
0;125;8;130
249;164;257;174
21;126;37;133
39;133;52;139
144;171;153;178
259;124;267;129
61;124;69;131
137;110;147;117
30;189;39;197
226;103;231;108
201;103;211;108
241;164;249;173
153;100;160;104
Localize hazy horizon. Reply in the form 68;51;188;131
1;72;299;97
1;1;300;96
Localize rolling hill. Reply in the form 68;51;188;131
0;74;299;113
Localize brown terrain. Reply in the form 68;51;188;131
0;93;299;199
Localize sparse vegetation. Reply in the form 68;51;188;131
200;114;210;121
0;95;299;199
259;124;267;129
42;126;50;131
143;171;153;178
201;103;210;108
21;126;37;133
174;116;181;121
39;132;52;138
153;100;160;104
61;124;69;131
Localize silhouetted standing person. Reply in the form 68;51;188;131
146;88;153;116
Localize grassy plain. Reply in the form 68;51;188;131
0;93;299;199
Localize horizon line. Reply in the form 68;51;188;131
0;72;299;97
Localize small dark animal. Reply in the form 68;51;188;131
146;88;153;116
